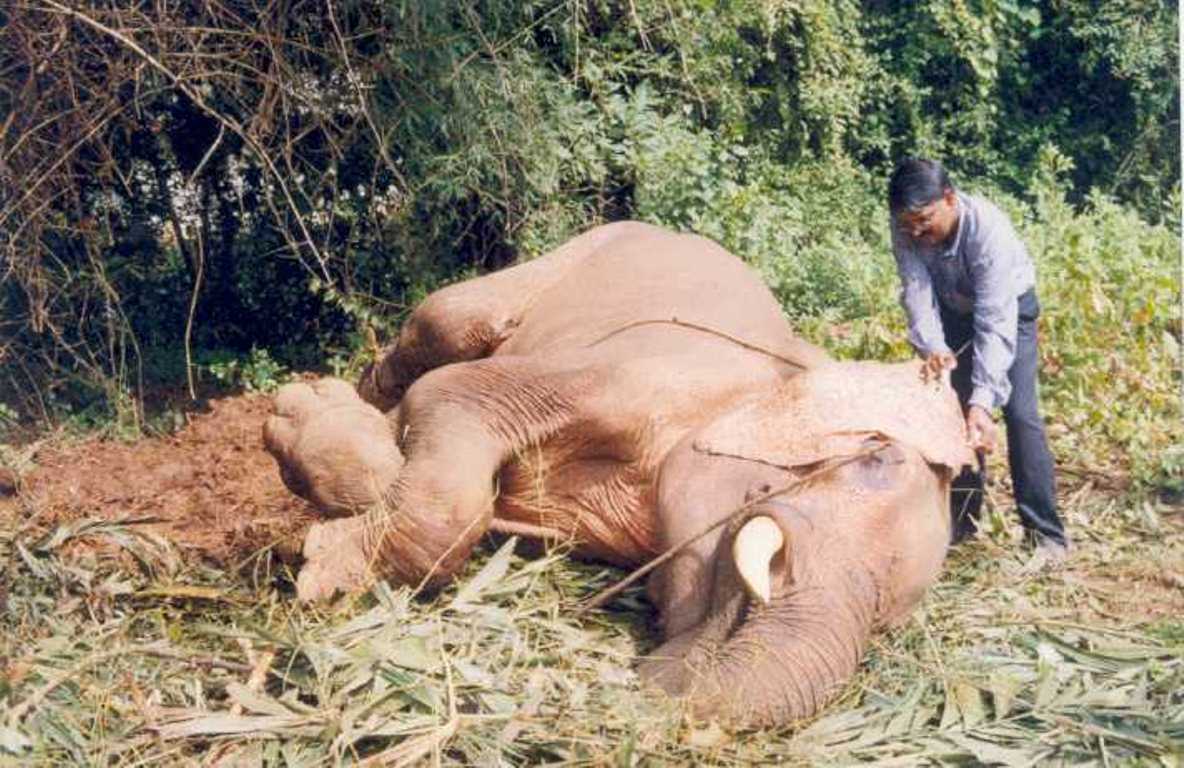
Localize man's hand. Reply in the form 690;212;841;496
966;405;998;453
922;351;957;384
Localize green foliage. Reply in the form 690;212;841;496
202;348;289;394
1025;149;1182;488
856;0;1179;217
1149;619;1184;646
0;0;1178;488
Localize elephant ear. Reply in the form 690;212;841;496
693;360;974;473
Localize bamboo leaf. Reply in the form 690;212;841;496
953;680;987;728
384;635;437;672
945;732;1044;767
989;671;1022;720
225;682;296;717
452;537;518;609
156;712;322;739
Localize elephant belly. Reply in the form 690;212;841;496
495;451;659;566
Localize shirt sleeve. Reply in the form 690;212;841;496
967;222;1022;411
892;227;950;358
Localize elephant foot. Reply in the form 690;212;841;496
296;516;375;600
263;378;404;516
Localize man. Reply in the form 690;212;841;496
888;157;1069;567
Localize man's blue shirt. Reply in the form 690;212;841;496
892;191;1037;411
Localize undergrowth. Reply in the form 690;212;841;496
0;492;1181;765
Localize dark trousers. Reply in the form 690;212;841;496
941;289;1067;546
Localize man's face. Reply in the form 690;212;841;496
897;190;958;247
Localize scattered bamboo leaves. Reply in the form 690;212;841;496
2;502;1182;765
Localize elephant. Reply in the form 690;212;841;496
263;221;973;727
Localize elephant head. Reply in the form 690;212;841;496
642;360;973;726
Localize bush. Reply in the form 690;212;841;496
0;0;1178;492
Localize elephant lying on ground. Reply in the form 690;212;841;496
264;221;973;727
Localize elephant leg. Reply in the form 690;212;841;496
358;222;640;411
264;378;404;516
297;356;591;600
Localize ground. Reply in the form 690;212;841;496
1;393;314;573
1;389;1181;765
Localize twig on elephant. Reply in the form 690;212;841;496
576;445;887;615
488;518;567;540
585;317;816;370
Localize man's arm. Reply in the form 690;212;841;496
892;228;950;358
967;223;1023;412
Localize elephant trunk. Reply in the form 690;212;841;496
644;558;877;728
699;568;876;726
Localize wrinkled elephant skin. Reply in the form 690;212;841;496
263;221;973;727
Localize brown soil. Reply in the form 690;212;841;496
0;392;317;569
1067;567;1184;623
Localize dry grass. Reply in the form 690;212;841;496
1;476;1181;766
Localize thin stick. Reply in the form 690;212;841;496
411;511;487;598
186;122;225;186
132;645;253;674
576;448;880;614
229;640;276;716
585;317;813;369
488;518;565;540
184;225;204;400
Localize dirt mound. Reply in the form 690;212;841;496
3;393;317;568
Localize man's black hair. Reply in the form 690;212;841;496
888;157;953;213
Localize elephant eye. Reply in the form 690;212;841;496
851;442;906;489
868;444;906;465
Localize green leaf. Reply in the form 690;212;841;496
451;536;518;609
383;635;438;673
952;680;987;727
989;671;1022;720
946;732;1043;767
225;682;296;717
